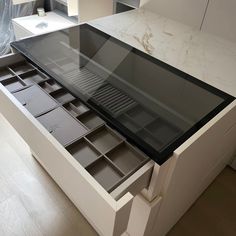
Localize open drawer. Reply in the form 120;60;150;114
0;53;155;236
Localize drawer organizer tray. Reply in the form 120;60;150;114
0;54;154;236
39;79;62;93
13;85;58;117
0;68;14;81
118;105;182;150
63;99;90;117
0;59;48;93
9;61;35;75
37;107;88;146
1;76;26;92
50;89;75;104
40;51;183;152
66;126;149;193
21;70;48;85
77;112;104;130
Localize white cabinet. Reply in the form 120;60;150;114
53;0;113;22
12;11;77;40
79;0;113;22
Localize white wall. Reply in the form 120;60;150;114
142;0;209;28
143;0;236;42
201;0;236;42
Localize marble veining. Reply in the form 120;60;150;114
89;9;236;97
133;26;154;54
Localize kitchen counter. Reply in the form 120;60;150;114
90;8;236;97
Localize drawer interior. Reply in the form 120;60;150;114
77;112;104;130
0;58;150;199
37;107;88;146
67;138;101;168
87;126;123;153
20;71;48;85
118;104;182;150
87;158;124;192
9;61;35;75
0;60;44;93
50;89;75;104
39;79;62;93
126;105;156;126
66;125;148;193
1;77;26;92
137;129;163;150
106;143;146;175
13;85;58;117
63;99;89;117
0;68;14;81
145;119;181;144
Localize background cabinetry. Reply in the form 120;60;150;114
201;0;236;42
143;0;236;42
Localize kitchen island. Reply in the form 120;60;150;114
89;9;236;236
0;8;236;236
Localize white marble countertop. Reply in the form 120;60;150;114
89;9;236;97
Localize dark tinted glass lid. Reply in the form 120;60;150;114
11;24;235;164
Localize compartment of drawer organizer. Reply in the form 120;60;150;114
87;126;122;153
13;85;58;117
71;100;89;114
19;71;48;85
56;58;78;72
78;112;104;130
1;77;26;92
63;100;89;117
37;107;88;146
66;138;101;168
126;105;156;126
63;102;80;117
49;65;63;75
9;62;34;75
39;80;62;93
0;68;14;81
145;119;181;144
119;114;141;132
106;143;147;175
137;129;163;150
86;158;124;191
50;89;75;104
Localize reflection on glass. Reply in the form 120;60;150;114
11;24;234;164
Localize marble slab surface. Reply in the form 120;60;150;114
89;8;236;97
